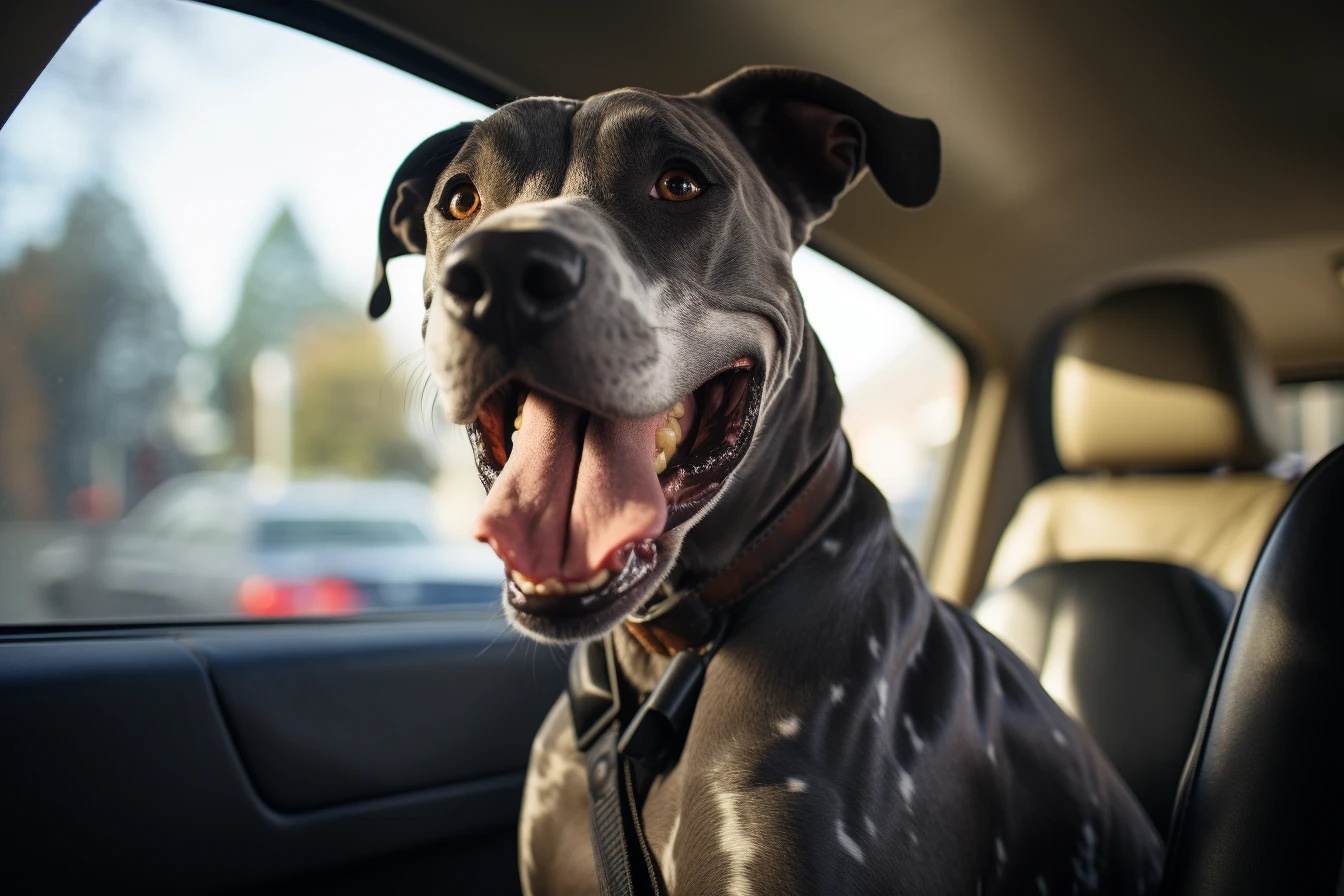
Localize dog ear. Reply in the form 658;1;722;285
700;67;939;244
369;122;478;319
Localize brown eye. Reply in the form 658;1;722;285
655;169;702;201
446;183;480;220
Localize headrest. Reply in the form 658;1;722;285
1054;282;1280;472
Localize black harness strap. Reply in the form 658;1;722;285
585;723;644;896
570;618;733;896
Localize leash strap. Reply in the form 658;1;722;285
574;635;668;896
586;722;657;896
572;618;730;896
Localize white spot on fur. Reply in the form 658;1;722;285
900;554;917;582
777;716;801;738
868;635;881;659
836;819;865;863
1052;728;1067;747
713;787;757;896
1072;822;1099;891
910;831;919;845
864;815;876;838
661;812;681;890
820;537;842;557
898;768;915;807
996;837;1007;866
987;743;997;765
902;714;924;752
1036;875;1048;894
830;683;845;704
785;778;808;793
874;680;889;721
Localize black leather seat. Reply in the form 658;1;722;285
973;282;1291;834
1161;442;1344;894
973;561;1234;831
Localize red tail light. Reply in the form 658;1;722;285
238;576;363;617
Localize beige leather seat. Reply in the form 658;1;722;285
973;281;1293;833
985;282;1291;596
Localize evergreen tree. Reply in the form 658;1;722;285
214;206;354;459
212;206;429;480
0;184;185;519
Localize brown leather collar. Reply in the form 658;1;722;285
624;433;852;656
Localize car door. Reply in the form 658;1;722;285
0;2;567;891
0;2;973;892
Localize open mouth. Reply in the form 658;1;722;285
466;358;763;629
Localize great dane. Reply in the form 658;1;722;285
371;66;1163;896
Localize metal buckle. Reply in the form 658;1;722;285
626;580;694;625
617;615;729;772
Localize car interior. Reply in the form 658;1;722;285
2;2;1343;893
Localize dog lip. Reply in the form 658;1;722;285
506;541;657;619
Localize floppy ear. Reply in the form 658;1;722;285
700;67;939;245
369;121;478;319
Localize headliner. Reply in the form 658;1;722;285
333;0;1344;375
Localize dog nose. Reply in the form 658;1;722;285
439;229;585;342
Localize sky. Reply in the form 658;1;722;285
0;0;939;396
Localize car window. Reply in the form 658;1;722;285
795;253;966;557
1277;379;1344;468
0;0;965;624
257;519;430;550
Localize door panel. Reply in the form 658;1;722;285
195;621;562;811
0;619;566;893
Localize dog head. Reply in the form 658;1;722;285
371;67;938;642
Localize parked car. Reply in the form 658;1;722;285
31;473;505;619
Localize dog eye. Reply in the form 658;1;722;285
653;170;702;201
446;183;481;220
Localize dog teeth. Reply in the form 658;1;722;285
655;426;678;458
652;400;689;475
510;567;613;597
510;389;526;435
568;569;612;594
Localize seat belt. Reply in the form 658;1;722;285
569;620;729;896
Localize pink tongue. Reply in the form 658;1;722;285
474;392;668;581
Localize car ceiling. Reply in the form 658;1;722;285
5;2;1343;373
334;0;1344;375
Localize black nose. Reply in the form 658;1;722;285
439;229;585;343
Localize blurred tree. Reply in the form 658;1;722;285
213;206;430;480
0;184;185;520
214;206;351;459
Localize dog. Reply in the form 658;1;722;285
370;66;1164;896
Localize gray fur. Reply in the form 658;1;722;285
374;67;1163;895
